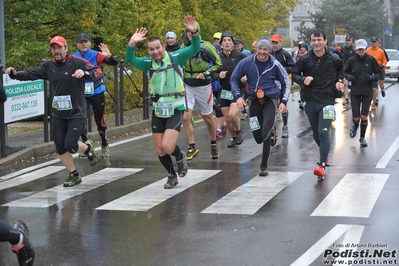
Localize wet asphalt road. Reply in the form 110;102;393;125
0;81;398;266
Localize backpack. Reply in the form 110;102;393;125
192;41;217;64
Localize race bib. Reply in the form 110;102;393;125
84;82;95;94
323;105;335;119
220;90;233;100
249;116;261;131
52;95;73;110
154;102;174;118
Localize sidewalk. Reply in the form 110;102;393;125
0;108;152;166
0;84;300;166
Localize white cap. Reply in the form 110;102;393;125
355;39;367;49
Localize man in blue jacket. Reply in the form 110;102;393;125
73;33;118;158
231;38;290;176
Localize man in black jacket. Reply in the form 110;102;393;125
270;34;295;138
5;36;99;187
340;35;356;106
291;29;344;181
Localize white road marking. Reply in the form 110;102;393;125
2;168;142;208
201;172;303;215
96;169;221;211
290;224;365;266
311;173;389;218
376;135;399;168
0;166;64;191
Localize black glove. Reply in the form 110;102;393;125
365;74;374;81
345;74;355;81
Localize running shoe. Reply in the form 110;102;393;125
259;164;268;176
235;130;244;145
349;124;358;138
281;125;289;138
101;144;109;158
359;138;368;147
216;129;223;139
164;174;178;189
186;146;199;160
241;113;248;120
271;126;277;146
11;220;35;266
221;124;227;136
375;98;379;106
63;172;82;187
85;139;98;166
371;103;376;110
210;144;220;159
176;152;188;177
381;89;386;97
342;98;350;106
228;138;237;148
314;165;325;181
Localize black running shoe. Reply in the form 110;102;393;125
176;152;188;177
11;220;35;266
164;174;178;189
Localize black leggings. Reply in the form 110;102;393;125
0;220;19;245
81;93;107;145
351;94;372;118
250;97;276;166
305;101;334;163
52;116;85;155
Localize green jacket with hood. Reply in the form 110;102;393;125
182;22;222;87
125;35;200;111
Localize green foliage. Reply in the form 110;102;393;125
393;13;399;36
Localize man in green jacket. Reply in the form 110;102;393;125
125;16;200;189
182;22;222;160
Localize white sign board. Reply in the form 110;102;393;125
3;74;45;123
334;35;346;43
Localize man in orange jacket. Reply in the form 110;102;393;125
366;36;387;110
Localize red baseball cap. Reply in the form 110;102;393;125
270;34;282;42
49;36;67;47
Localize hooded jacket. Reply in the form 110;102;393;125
345;53;381;96
182;22;222;87
230;54;290;102
292;49;345;105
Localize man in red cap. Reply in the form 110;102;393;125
5;36;99;187
270;34;294;139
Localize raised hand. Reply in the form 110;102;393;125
128;27;148;48
184;15;197;32
99;43;112;58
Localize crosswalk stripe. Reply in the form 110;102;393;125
96;169;221;211
311;173;389;218
201;171;303;215
2;168;142;208
290;224;365;266
0;166;65;191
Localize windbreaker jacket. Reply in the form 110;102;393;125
230;54;290;102
217;49;247;91
8;55;97;119
291;49;344;105
345;53;381;96
73;48;118;97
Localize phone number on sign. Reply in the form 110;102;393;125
11;100;38;112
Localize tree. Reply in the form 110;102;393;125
296;0;389;44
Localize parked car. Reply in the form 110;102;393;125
385;49;399;81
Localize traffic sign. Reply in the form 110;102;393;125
383;27;391;35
